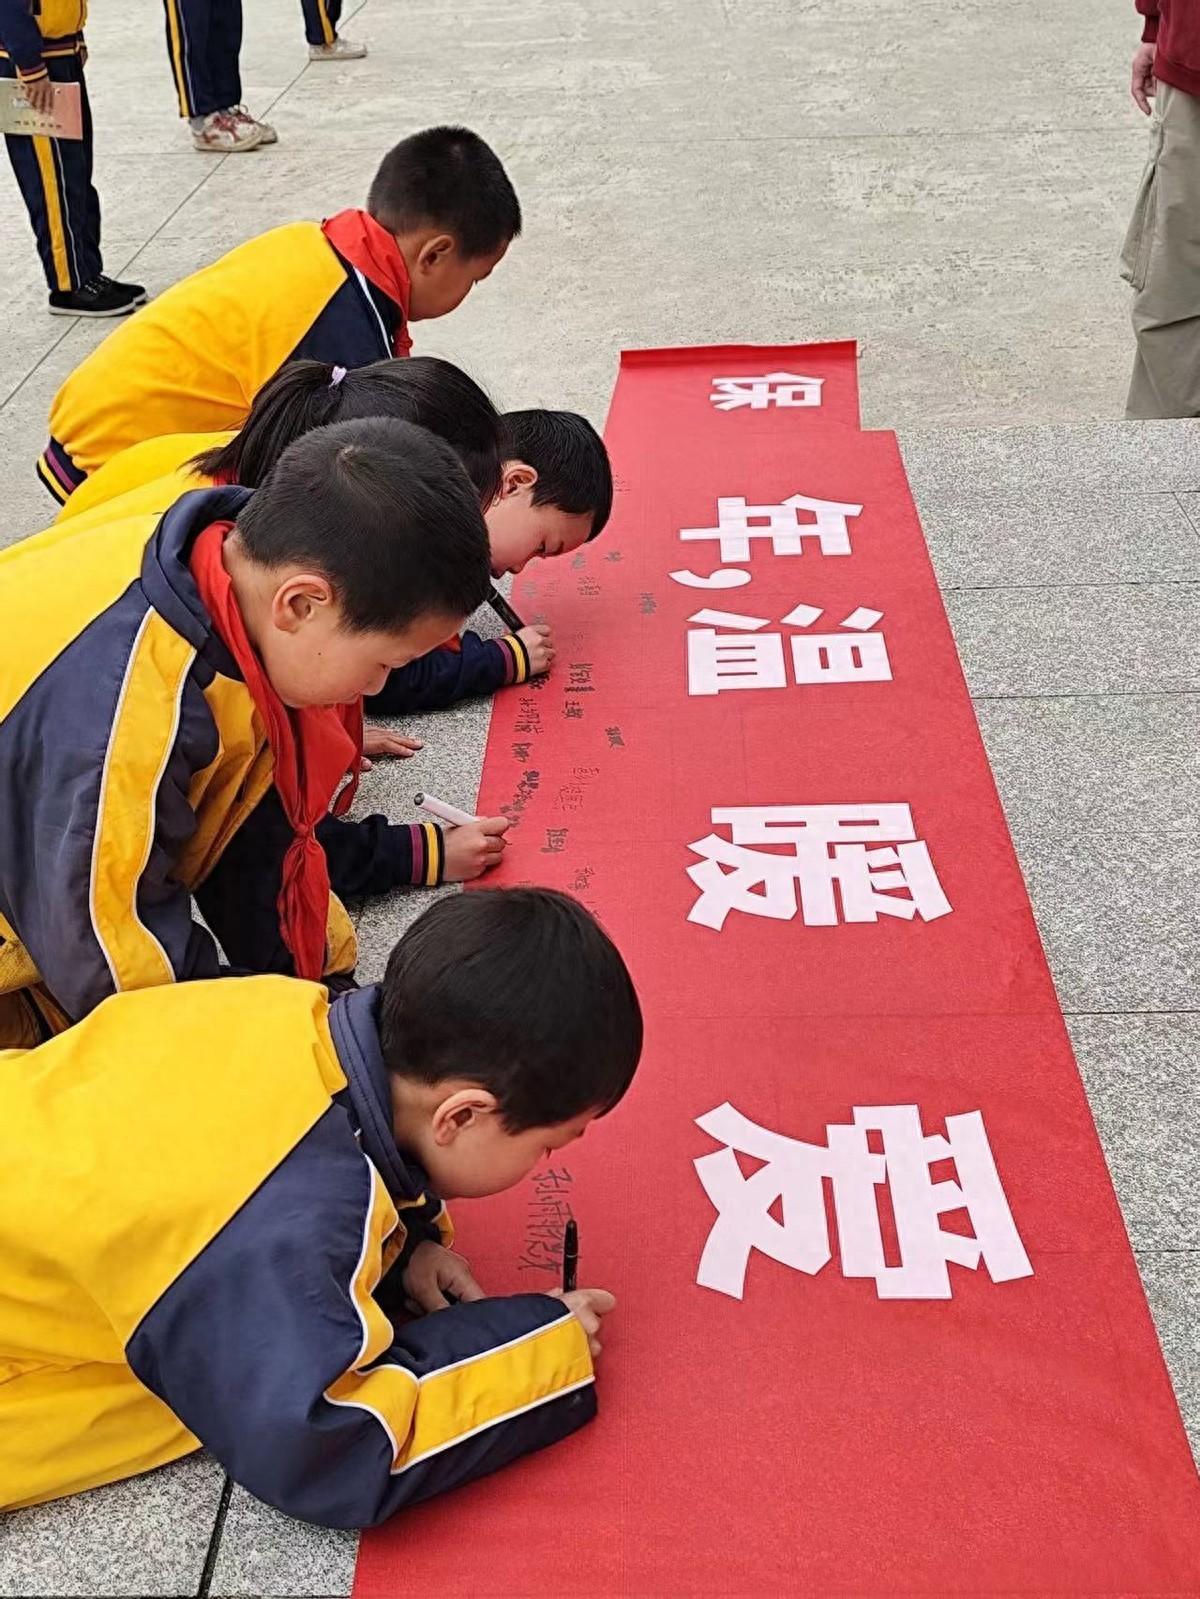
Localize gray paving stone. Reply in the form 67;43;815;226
944;582;1200;697
0;1453;224;1598
1176;491;1200;539
976;693;1199;841
1134;1251;1200;1465
1067;1015;1200;1252
1015;828;1199;1014
207;1487;357;1599
900;419;1200;501
262;0;1139;146
917;489;1200;590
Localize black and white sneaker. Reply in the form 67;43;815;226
48;274;148;318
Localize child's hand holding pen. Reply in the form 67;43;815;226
416;793;510;882
516;623;555;677
547;1218;615;1360
443;817;510;881
550;1289;616;1360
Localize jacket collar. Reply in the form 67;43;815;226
139;486;253;680
327;984;431;1202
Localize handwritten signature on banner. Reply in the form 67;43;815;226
517;1165;575;1277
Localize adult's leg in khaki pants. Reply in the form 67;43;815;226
1122;82;1200;419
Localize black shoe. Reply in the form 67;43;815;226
48;275;146;318
97;272;148;304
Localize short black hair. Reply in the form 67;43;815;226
381;889;643;1132
501;410;613;539
194;356;503;506
368;126;521;259
234;417;491;633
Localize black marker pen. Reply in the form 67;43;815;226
562;1217;578;1294
488;586;525;633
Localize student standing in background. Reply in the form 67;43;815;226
302;0;367;61
161;0;273;151
0;1;145;315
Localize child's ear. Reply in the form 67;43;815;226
430;1087;500;1145
502;462;538;498
416;233;457;272
270;572;335;634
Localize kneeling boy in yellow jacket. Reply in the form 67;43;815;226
0;888;641;1523
0;416;504;1047
37;123;519;501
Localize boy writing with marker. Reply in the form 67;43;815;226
368;407;614;717
0;888;635;1522
38;123;519;502
0;416;510;1048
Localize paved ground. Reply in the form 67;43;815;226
0;0;1195;1594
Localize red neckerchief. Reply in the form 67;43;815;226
189;521;362;982
321;209;413;356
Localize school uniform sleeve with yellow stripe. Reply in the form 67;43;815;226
52;431;227;525
366;628;532;718
123;984;597;1528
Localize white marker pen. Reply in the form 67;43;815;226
414;791;481;828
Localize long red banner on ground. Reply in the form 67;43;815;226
354;343;1199;1595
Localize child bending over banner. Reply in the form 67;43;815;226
0;418;502;1049
55;379;614;718
367;407;614;717
0;889;639;1522
37;124;520;502
39;362;609;905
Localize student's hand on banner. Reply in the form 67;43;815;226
360;723;424;770
402;1241;486;1312
442;816;510;881
21;74;55;116
1132;42;1157;114
518;623;555;676
550;1288;616;1359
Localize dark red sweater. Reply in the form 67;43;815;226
1138;1;1200;98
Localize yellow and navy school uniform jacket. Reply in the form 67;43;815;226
39;221;406;501
46;448;455;906
0;1;86;80
0;485;374;1032
0;976;596;1521
52;429;219;526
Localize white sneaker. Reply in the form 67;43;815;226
309;37;368;60
192;110;264;152
229;104;277;145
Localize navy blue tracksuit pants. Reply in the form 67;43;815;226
162;0;242;120
0;52;101;292
301;0;342;47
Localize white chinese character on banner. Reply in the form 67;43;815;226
685;803;952;930
681;493;862;563
686;603;891;696
710;372;824;411
693;1101;1032;1301
671;492;863;588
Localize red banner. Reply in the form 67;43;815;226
354;345;1199;1595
